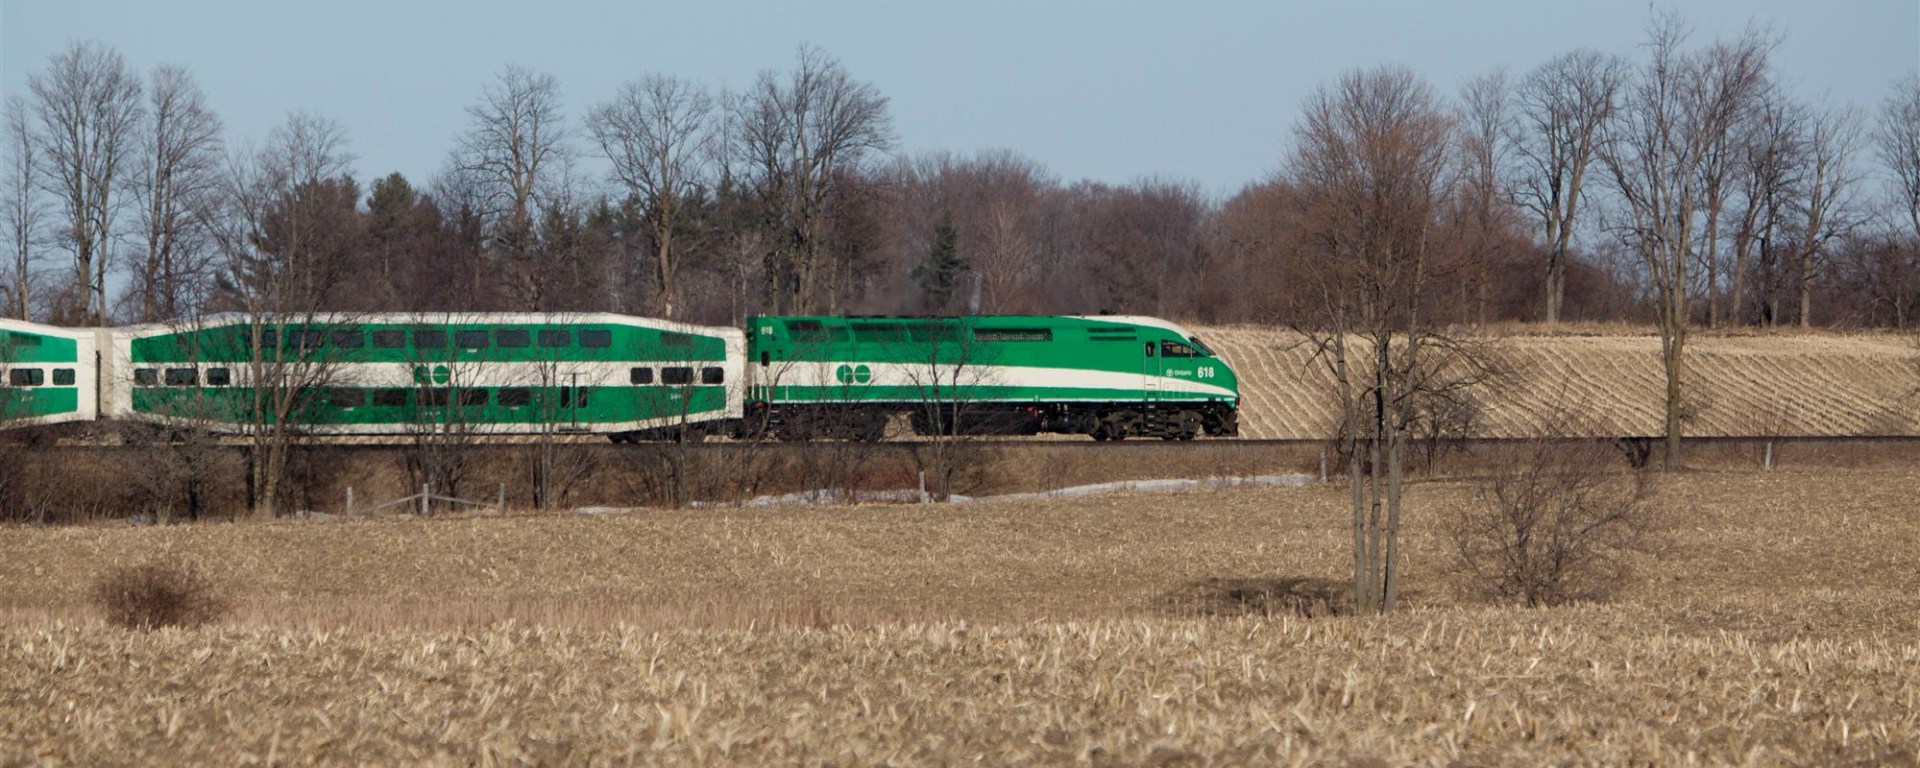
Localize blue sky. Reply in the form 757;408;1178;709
3;0;1915;198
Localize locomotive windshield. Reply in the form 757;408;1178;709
1187;335;1216;356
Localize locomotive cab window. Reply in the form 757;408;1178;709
53;369;75;386
164;368;198;386
8;368;42;386
1160;341;1200;358
580;329;612;348
701;366;724;385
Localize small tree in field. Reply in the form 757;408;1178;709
1447;401;1661;606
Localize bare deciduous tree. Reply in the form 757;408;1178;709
1881;75;1920;246
1729;88;1801;326
207;112;358;517
588;75;716;319
453;66;570;308
3;95;45;320
1791;105;1863;327
129;66;224;323
1510;49;1626;325
1289;66;1489;614
1599;15;1770;469
28;41;144;324
729;45;893;314
1458;70;1510;326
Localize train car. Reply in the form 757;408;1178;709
744;314;1239;440
0;318;99;429
104;313;743;437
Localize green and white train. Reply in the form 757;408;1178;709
0;313;1238;441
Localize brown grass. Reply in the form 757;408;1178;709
2;467;1917;764
1198;324;1920;439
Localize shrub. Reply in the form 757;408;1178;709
92;560;230;630
1447;438;1661;606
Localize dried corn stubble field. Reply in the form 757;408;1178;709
3;467;1918;765
1197;325;1920;439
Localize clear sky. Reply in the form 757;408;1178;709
3;0;1915;198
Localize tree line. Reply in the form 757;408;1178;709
2;25;1918;331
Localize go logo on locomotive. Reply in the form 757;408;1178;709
834;364;873;385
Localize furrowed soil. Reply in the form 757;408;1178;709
1197;326;1920;438
4;466;1918;765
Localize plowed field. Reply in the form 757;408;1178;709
1198;326;1920;438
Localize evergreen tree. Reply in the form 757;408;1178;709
913;210;967;312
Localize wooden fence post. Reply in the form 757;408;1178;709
420;484;430;516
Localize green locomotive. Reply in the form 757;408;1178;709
744;315;1239;440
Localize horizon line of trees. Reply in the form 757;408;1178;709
2;25;1918;333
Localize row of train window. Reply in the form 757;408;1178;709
249;327;687;351
129;366;725;388
3;368;77;386
317;386;589;409
788;321;1057;345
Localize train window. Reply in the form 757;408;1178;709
1160;341;1199;358
372;388;408;407
497;387;531;407
8;368;42;386
414;329;447;349
1187;336;1216;356
629;367;654;385
207;368;232;386
538;329;571;347
1144;342;1156;357
134;368;158;386
576;387;592;407
329;388;364;408
296;330;326;349
580;329;612;348
331;330;365;349
53;369;76;386
455;330;489;349
976;328;1052;342
553;387;593;408
496;329;530;348
421;388;450;407
164;368;198;386
458;388;488;406
372;330;405;348
701;367;725;385
760;352;770;368
661;366;693;385
662;331;692;347
853;324;907;343
257;329;278;348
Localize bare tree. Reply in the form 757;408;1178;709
1729;88;1802;326
1792;105;1863;327
452;66;569;308
27;41;144;324
1510;49;1626;325
1289;66;1488;614
729;45;893;314
1598;15;1770;469
206;112;358;517
2;96;46;320
1882;75;1920;246
588;75;716;318
1458;70;1510;326
128;66;224;323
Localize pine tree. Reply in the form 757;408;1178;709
913;210;967;312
